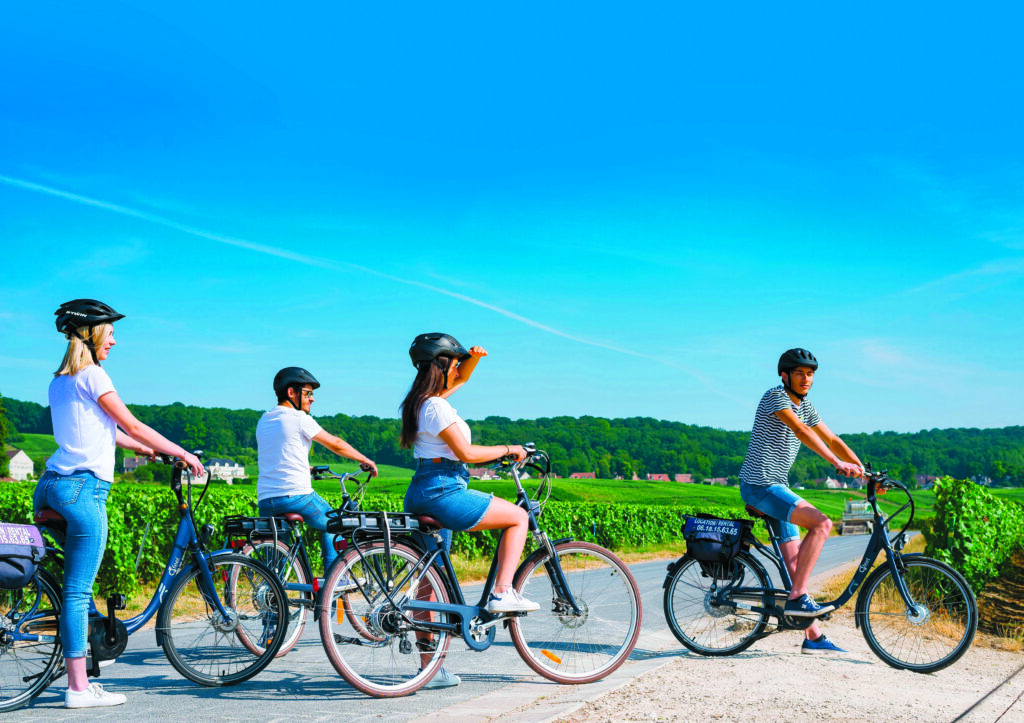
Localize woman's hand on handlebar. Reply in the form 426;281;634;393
182;451;205;478
359;460;378;477
506;445;528;463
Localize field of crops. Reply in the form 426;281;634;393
9;432;57;462
10;437;1023;526
310;461;942;522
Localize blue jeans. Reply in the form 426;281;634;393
34;469;110;659
740;482;803;543
258;492;338;571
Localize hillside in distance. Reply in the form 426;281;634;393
3;396;1022;486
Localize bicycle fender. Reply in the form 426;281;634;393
662;556;688;590
515;546;554;581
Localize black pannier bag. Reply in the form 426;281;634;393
0;523;46;589
682;514;754;579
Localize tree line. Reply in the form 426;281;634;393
3;395;1022;486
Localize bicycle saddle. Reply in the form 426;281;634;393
415;515;443;531
744;505;768;519
283;513;304;523
33;509;66;526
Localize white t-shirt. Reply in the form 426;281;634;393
46;365;118;482
413;397;471;460
256;405;325;500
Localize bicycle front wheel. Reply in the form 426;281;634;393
0;570;63;712
319;541;451;697
157;553;288;686
858;555;977;673
663;552;771;656
510;541;641;683
240;540;309;656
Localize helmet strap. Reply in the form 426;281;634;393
781;371;806;401
286;385;303;411
72;329;101;366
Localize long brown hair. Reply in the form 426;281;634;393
399;359;451;449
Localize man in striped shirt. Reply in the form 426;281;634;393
739;348;864;654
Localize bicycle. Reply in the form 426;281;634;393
0;454;289;712
316;446;643;697
223;464;373;656
662;466;978;673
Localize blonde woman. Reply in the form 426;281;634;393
37;300;203;708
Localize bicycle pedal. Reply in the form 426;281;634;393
106;594;127;611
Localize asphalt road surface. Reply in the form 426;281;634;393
7;534;879;721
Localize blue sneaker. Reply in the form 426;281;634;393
801;635;846;654
784;594;835;617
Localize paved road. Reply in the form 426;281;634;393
8;535;879;721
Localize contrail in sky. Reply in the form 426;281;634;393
0;172;726;394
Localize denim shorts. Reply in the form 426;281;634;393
404;458;492;532
740;482;803;543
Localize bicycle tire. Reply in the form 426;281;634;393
663;552;771;656
240;539;309;656
857;555;977;673
319;541;451;697
0;569;63;712
157;552;288;686
509;541;641;683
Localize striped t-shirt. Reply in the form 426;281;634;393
739;385;821;487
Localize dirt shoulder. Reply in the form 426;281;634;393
546;608;1024;723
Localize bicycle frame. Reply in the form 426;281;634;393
34;461;240;652
336;451;584;652
720;469;919;629
229;468;371;607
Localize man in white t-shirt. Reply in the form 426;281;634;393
256;367;377;572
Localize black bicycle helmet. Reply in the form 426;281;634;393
273;367;321;398
54;299;125;335
408;333;470;369
777;348;818;376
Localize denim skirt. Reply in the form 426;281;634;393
404;458;492;531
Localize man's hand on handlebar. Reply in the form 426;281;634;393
359;460;378;477
835;460;863;479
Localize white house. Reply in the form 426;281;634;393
467;467;500;480
6;449;34;481
207;458;246;483
123;456;149;473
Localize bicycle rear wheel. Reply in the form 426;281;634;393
157;553;287;686
240;540;309;656
858;555;977;673
319;541;451;697
510;541;641;683
663;552;771;656
0;570;63;712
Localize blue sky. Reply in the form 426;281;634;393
2;2;1023;434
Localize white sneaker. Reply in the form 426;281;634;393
65;683;127;708
422;667;461;689
486;589;540;613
